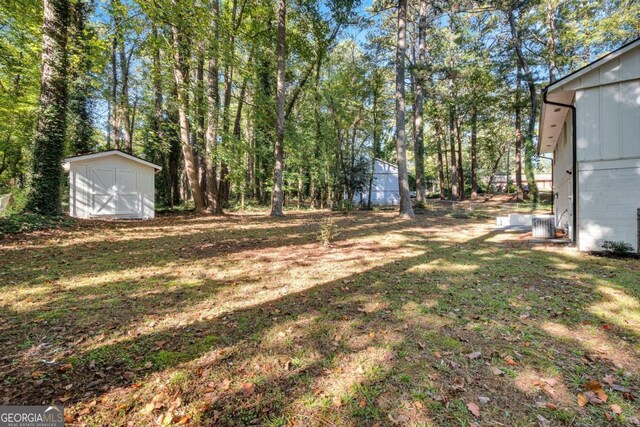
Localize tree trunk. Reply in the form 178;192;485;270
106;99;112;149
456;117;464;200
68;0;93;155
171;12;205;211
218;0;239;207
166;87;182;207
152;25;164;151
244;111;254;201
233;76;247;140
435;121;446;200
119;34;132;153
270;0;286;217
449;106;458;200
546;1;557;83
205;0;222;214
151;25;168;206
254;54;274;207
297;167;303;209
368;72;381;209
413;0;427;204
313;55;323;208
508;8;539;203
195;52;206;195
110;29;120;148
488;142;508;192
233;75;248;203
515;65;524;201
394;0;414;218
26;0;69;214
471;107;478;199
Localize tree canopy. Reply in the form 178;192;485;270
1;0;639;212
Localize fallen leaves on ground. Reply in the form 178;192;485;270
577;380;610;406
577;393;589;407
478;396;490;404
467;402;480;417
141;402;156;415
241;382;255;397
466;351;481;360
3;208;640;427
584;380;608;402
490;366;504;376
503;355;517;366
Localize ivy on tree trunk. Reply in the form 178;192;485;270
26;0;70;215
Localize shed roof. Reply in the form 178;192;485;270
374;158;398;171
63;150;162;171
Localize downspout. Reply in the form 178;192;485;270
542;87;577;244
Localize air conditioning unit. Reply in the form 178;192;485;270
532;215;556;239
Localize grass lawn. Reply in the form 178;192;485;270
1;202;639;426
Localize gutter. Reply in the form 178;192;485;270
542;87;577;244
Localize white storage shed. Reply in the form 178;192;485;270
539;37;640;251
63;150;161;219
355;159;401;206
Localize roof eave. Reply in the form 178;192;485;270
538;88;574;154
63;150;162;171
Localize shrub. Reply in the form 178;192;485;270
450;209;471;219
318;217;339;247
601;240;635;256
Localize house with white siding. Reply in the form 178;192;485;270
539;37;640;252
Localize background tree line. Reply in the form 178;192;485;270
1;0;638;216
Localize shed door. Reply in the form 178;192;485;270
90;167;140;216
91;168;116;215
115;169;140;215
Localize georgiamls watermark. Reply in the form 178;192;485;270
0;406;64;427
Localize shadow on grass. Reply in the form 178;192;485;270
0;212;432;288
0;211;639;426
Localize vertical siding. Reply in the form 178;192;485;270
552;44;640;251
600;85;621;159
572;61;640;250
576;82;640;162
141;169;155;219
578;159;640;251
577;88;601;161
621;81;640;158
70;163;89;218
620;47;640;80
